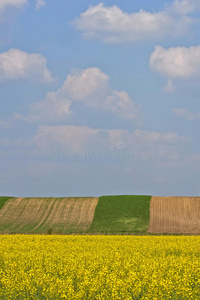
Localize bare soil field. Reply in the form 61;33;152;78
0;197;99;234
148;196;200;234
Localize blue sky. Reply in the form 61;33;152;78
0;0;200;197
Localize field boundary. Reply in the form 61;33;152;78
0;197;15;210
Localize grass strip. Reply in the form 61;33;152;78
88;195;151;234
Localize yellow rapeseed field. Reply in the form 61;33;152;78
0;235;200;299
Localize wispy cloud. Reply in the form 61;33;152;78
173;108;200;120
0;119;13;129
0;0;27;12
35;0;46;10
169;0;200;15
32;125;188;162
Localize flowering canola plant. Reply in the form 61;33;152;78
0;235;200;299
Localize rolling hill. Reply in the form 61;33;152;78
0;195;200;234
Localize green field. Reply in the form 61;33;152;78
88;195;151;234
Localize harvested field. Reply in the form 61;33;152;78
0;197;14;210
148;196;200;234
0;197;99;234
45;197;99;232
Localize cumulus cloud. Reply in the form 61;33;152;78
173;108;200;120
62;68;142;120
35;0;46;10
71;1;194;43
0;48;53;82
62;68;109;100
150;45;200;79
149;45;200;92
16;67;142;123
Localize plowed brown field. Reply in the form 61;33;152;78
0;197;99;234
148;196;200;234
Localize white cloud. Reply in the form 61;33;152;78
173;108;200;120
72;1;193;43
33;125;187;161
33;125;118;152
15;91;72;122
0;0;46;13
0;48;53;82
170;0;200;15
0;0;27;12
149;45;200;92
0;0;27;24
16;67;142;123
63;68;142;120
150;45;200;79
35;0;46;10
62;68;109;100
0;123;190;171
